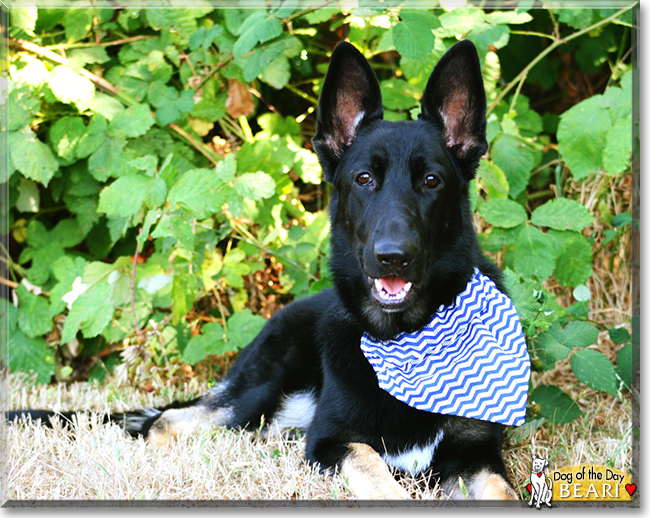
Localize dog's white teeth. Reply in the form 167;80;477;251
374;278;412;304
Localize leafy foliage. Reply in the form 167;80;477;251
2;5;635;434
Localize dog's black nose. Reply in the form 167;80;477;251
374;239;415;270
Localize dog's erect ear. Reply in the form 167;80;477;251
313;42;383;178
420;40;488;175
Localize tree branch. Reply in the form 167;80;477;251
487;5;636;115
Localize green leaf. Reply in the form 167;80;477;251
62;9;92;42
98;174;158;218
224;309;267;351
151;213;195;250
234;172;275;200
16;178;40;213
9;330;55;384
242;37;298;83
530;385;583;425
192;91;227;122
145;9;204;42
88;93;125;121
222;248;250;289
189;25;224;51
51;219;85;249
557;95;611;180
10;55;49;87
88;137;128;181
10;8;37;37
437;9;486;37
49;255;87;317
490;133;540;198
531;198;595;231
61;282;114;344
22;240;65;286
609;327;631;345
75;115;107;158
233;11;283;57
7;85;39;131
259;54;291;89
182;322;227;365
380;79;421;111
171;264;198;324
143;50;173;83
555;321;599;349
611;212;632;228
549;230;593;287
392;10;439;61
476;159;509;199
158;91;196;125
9;127;59;186
69;47;111;66
49;116;86;162
479;199;527;228
535;331;571;371
467;23;510;55
148;82;195;125
294;149;322;184
554;243;593;287
129;155;158;174
555;8;593;30
17;285;52;338
603;116;632;175
507;417;545;444
108;103;155;138
572;284;592;302
513;225;556;280
570;349;619;396
1;297;18;342
48;65;95;109
615;343;632;388
167;168;229;219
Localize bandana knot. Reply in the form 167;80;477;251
360;268;530;426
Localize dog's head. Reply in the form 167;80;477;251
313;41;488;340
531;454;549;473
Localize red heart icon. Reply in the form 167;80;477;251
625;483;636;496
526;483;532;494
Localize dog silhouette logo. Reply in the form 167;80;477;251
528;454;553;508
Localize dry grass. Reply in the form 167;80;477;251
4;370;632;504
4;373;447;503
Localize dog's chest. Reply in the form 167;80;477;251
382;430;444;474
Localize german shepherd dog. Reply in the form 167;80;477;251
8;40;520;500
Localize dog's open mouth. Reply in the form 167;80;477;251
372;275;413;307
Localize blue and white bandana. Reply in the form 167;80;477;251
360;268;531;426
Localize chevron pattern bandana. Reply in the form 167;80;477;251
360;268;531;426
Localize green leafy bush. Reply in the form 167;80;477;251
1;4;636;434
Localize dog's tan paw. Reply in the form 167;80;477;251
340;443;410;500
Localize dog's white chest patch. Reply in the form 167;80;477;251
382;430;444;474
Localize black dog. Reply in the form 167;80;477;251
9;40;525;500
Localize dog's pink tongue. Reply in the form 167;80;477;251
379;275;407;295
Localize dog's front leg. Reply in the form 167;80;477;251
528;489;535;506
340;443;410;500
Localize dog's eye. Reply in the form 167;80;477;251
424;174;441;189
356;172;373;186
